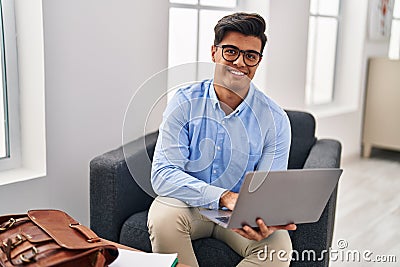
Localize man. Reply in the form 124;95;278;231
148;12;296;267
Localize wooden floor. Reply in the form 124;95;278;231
330;148;400;266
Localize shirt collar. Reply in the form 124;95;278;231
208;80;255;116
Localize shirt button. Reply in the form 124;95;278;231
217;146;221;150
209;205;213;209
213;170;217;174
222;120;225;125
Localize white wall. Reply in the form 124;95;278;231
265;0;310;110
0;0;169;224
313;0;369;160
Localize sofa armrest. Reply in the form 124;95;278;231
303;139;342;169
90;132;158;242
290;139;342;267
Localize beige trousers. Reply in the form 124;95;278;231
147;197;292;267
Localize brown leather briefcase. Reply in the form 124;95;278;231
0;210;118;266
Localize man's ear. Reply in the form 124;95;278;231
211;45;216;62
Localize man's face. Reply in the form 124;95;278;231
212;31;262;93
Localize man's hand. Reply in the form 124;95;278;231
219;191;238;210
232;218;296;241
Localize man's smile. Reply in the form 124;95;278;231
227;67;247;77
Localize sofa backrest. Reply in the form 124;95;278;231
285;110;317;169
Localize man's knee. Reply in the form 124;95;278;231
252;230;292;265
148;197;192;237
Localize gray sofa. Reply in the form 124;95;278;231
90;110;341;267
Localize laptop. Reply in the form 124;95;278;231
199;168;343;228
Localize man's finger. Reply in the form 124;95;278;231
243;225;263;241
256;219;270;237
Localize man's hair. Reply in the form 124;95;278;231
214;12;267;54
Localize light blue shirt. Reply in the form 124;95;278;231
151;79;291;209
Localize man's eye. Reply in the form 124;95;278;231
225;49;237;55
246;53;257;60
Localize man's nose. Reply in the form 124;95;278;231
233;53;246;67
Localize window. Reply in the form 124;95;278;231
389;0;400;59
168;0;238;100
305;0;341;105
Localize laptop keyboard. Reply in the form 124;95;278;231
215;216;230;224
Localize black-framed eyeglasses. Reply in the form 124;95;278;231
215;44;262;67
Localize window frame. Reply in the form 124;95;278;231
0;0;46;186
0;0;22;171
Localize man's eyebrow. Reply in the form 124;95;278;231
221;44;259;51
220;44;239;48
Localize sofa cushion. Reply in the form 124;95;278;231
119;210;242;266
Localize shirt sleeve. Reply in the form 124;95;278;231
151;91;226;209
257;110;291;171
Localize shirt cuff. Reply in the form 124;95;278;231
203;185;228;210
